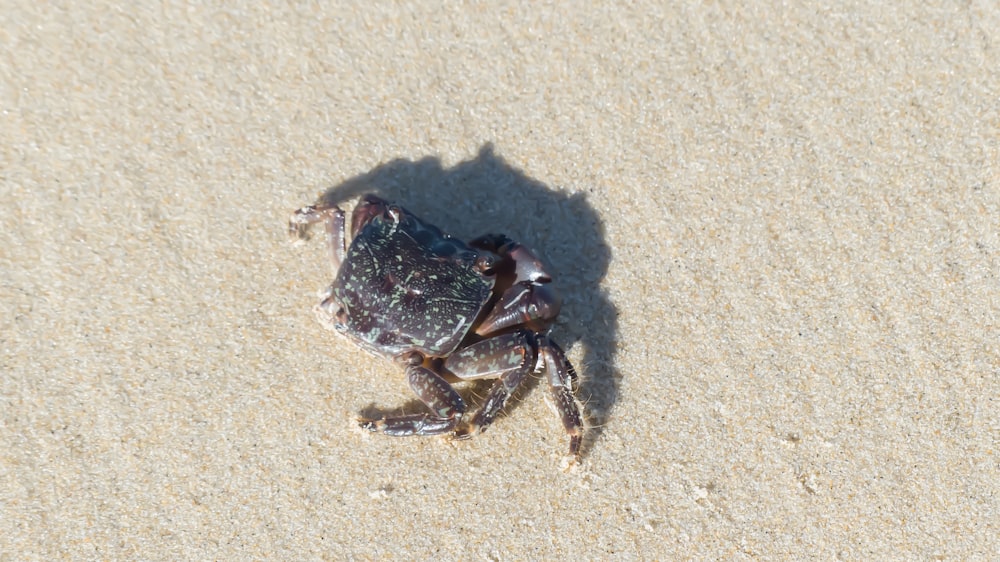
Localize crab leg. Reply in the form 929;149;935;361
360;364;466;436
445;332;537;438
538;336;583;457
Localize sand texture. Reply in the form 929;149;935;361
2;2;998;559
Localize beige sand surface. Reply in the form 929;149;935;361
2;2;997;559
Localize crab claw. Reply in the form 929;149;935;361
475;282;561;335
470;236;562;336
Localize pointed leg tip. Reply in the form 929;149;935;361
560;453;581;473
453;424;478;441
358;418;384;432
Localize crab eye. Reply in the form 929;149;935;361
475;254;497;273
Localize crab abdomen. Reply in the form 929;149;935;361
333;210;494;358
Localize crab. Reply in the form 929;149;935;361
289;194;583;457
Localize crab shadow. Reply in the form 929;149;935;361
317;144;618;458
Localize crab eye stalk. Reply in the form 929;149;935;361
474;253;499;275
351;195;391;238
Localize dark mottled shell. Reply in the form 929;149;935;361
333;208;494;358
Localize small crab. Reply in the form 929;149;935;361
290;194;583;457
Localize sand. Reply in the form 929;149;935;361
2;2;997;559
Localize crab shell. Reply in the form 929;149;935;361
320;198;498;361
